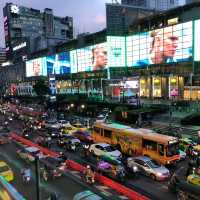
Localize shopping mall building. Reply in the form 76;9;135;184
2;2;200;101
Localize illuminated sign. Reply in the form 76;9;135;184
167;18;178;25
26;57;47;77
10;5;19;14
13;42;27;51
127;21;193;67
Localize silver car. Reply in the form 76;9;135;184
127;156;170;181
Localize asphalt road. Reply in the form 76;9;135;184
0;113;184;200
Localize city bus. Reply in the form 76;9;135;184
0;176;26;200
92;122;180;165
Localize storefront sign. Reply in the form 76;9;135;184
13;42;27;51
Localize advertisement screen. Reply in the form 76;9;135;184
194;19;200;61
127;21;192;67
107;36;125;67
46;52;71;75
70;42;107;73
26;57;47;77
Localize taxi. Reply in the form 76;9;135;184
187;174;200;187
61;123;77;135
71;123;88;132
0;161;14;182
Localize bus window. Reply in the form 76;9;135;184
158;144;164;156
166;143;179;157
94;127;100;134
143;139;157;151
104;130;112;138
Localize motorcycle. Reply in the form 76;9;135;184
23;174;31;184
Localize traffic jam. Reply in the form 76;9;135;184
0;102;200;200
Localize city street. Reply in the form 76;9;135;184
0;114;182;200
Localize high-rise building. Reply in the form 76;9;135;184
3;3;73;62
121;0;185;10
0;48;6;66
106;3;155;35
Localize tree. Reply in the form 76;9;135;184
33;79;49;97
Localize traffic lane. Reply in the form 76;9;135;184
48;143;177;200
0;142;86;200
7;116;178;200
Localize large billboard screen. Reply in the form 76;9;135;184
194;19;200;61
107;36;125;67
127;21;192;67
46;52;71;75
70;42;107;73
26;57;47;77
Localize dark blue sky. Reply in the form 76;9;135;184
0;0;114;47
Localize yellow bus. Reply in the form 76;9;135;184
92;122;180;165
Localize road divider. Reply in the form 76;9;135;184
11;132;150;200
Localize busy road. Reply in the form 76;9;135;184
0;103;199;200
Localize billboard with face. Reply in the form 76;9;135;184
26;57;47;77
126;21;192;67
70;42;108;73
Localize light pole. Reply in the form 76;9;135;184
35;157;41;200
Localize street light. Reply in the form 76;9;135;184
70;103;74;108
81;104;85;109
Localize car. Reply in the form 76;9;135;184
89;143;122;159
71;123;88;131
45;120;60;129
40;156;66;181
17;146;46;162
57;135;81;151
179;149;187;160
58;120;70;128
187;174;200;187
73;190;103;200
0;161;14;182
127;156;170;181
0;135;10;145
73;131;93;143
96;114;107;123
61;123;77;134
46;127;63;138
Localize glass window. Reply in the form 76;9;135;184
104;129;112;138
142;139;157;151
158;144;164;156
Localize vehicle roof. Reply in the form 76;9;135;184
94;143;110;147
94;122;178;144
132;156;152;162
0;161;8;167
73;190;102;200
25;147;40;152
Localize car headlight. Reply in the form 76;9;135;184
156;172;162;176
133;166;138;172
52;133;55;136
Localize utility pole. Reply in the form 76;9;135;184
35;157;41;200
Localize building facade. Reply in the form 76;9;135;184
3;3;73;62
121;0;185;10
2;2;200;101
0;48;6;66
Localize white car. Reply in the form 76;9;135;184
96;114;107;122
89;143;122;159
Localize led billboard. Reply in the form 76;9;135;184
194;19;200;61
107;36;125;67
26;57;47;77
126;21;192;67
70;42;107;73
46;52;71;75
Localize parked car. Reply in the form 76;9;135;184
73;131;93;143
89;143;122;159
127;156;170;181
0;161;14;182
